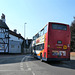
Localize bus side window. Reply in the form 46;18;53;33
40;44;42;50
35;46;37;50
37;45;39;50
39;44;44;50
33;37;34;40
33;36;36;40
34;46;35;50
36;33;39;38
39;32;41;37
44;25;47;34
42;44;44;49
40;29;44;36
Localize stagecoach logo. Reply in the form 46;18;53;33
63;45;67;49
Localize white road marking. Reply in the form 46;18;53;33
25;56;36;75
0;64;18;66
20;56;26;71
28;68;31;71
32;71;36;75
26;63;29;68
0;70;29;72
0;55;36;75
21;68;24;71
20;55;36;75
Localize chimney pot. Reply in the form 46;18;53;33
1;13;5;22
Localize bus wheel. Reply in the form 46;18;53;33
40;53;43;62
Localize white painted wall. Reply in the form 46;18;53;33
9;40;21;53
9;34;23;53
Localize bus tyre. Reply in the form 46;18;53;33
40;53;43;62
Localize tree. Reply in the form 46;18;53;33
70;17;75;52
70;17;75;33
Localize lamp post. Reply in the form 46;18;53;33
24;22;27;53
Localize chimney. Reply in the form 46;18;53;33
14;29;17;33
1;13;6;23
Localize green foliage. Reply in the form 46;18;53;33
70;17;75;52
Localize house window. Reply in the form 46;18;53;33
18;46;19;48
11;45;14;48
5;29;8;32
0;33;5;38
0;44;4;49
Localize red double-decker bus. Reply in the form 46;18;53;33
32;22;71;61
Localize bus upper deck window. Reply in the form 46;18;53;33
44;25;47;34
52;24;67;30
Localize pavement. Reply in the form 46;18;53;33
0;54;75;75
70;52;75;57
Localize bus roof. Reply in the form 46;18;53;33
33;22;69;37
49;22;69;26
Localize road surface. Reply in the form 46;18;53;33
0;54;75;75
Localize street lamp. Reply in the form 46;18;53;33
24;23;27;39
24;22;27;53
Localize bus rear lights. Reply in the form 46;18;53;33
48;52;50;54
48;50;50;52
48;55;50;57
48;45;50;47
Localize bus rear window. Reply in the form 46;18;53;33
52;24;67;30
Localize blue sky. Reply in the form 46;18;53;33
0;0;75;39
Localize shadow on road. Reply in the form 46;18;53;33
0;55;38;65
46;59;75;70
0;54;75;70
